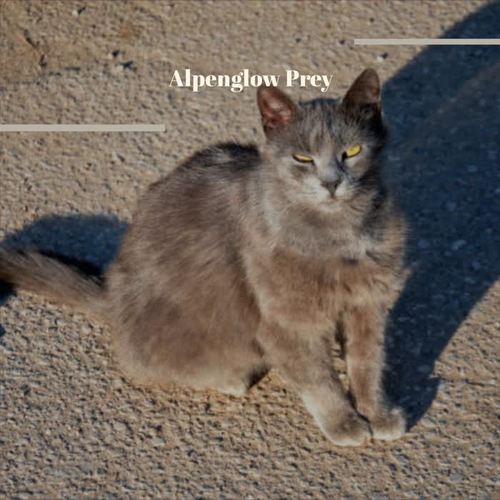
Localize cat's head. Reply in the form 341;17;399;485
257;69;387;211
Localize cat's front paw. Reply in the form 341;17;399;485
370;407;406;441
322;411;371;447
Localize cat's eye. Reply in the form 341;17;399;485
292;153;315;164
344;144;362;159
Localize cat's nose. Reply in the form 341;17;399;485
321;179;342;196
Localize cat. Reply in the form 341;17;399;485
0;69;407;446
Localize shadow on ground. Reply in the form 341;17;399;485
0;213;127;302
382;1;500;426
0;2;499;427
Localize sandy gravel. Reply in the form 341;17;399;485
0;0;499;498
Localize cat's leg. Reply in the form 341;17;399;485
342;306;406;441
258;322;371;446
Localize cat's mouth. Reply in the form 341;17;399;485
320;197;344;211
322;191;348;204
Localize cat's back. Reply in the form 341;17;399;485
160;142;260;193
143;142;259;229
114;142;260;277
176;142;260;178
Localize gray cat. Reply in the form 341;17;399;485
0;69;407;446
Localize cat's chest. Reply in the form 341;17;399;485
246;246;393;331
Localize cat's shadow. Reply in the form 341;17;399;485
1;2;499;429
382;2;500;426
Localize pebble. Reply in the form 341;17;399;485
449;473;464;483
466;165;478;173
111;378;123;389
72;7;85;17
110;64;124;76
410;345;422;356
446;201;457;212
111;151;125;164
151;437;166;447
451;240;466;251
417;239;430;249
114;422;128;433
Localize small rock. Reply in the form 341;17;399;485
466;165;478;173
111;151;125;163
111;378;123;389
449;472;463;483
446;201;457;212
151;437;166;447
410;345;421;356
121;60;136;71
376;52;389;63
114;422;127;433
72;6;85;17
110;64;124;76
451;239;466;251
417;239;430;249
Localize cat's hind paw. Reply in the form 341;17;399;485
370;407;406;441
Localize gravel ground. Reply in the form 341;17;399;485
0;0;499;498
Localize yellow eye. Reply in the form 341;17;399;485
344;144;362;158
292;153;314;163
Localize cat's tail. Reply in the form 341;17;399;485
0;248;106;319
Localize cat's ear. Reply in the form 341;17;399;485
257;86;298;135
342;68;381;113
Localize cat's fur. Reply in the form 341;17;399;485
0;69;407;446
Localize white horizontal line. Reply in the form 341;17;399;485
0;124;166;132
354;38;500;46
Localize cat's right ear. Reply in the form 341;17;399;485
341;69;382;120
257;86;298;136
343;68;381;108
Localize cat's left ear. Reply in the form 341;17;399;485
257;86;299;136
342;68;381;115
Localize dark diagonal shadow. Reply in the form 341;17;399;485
382;2;500;426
